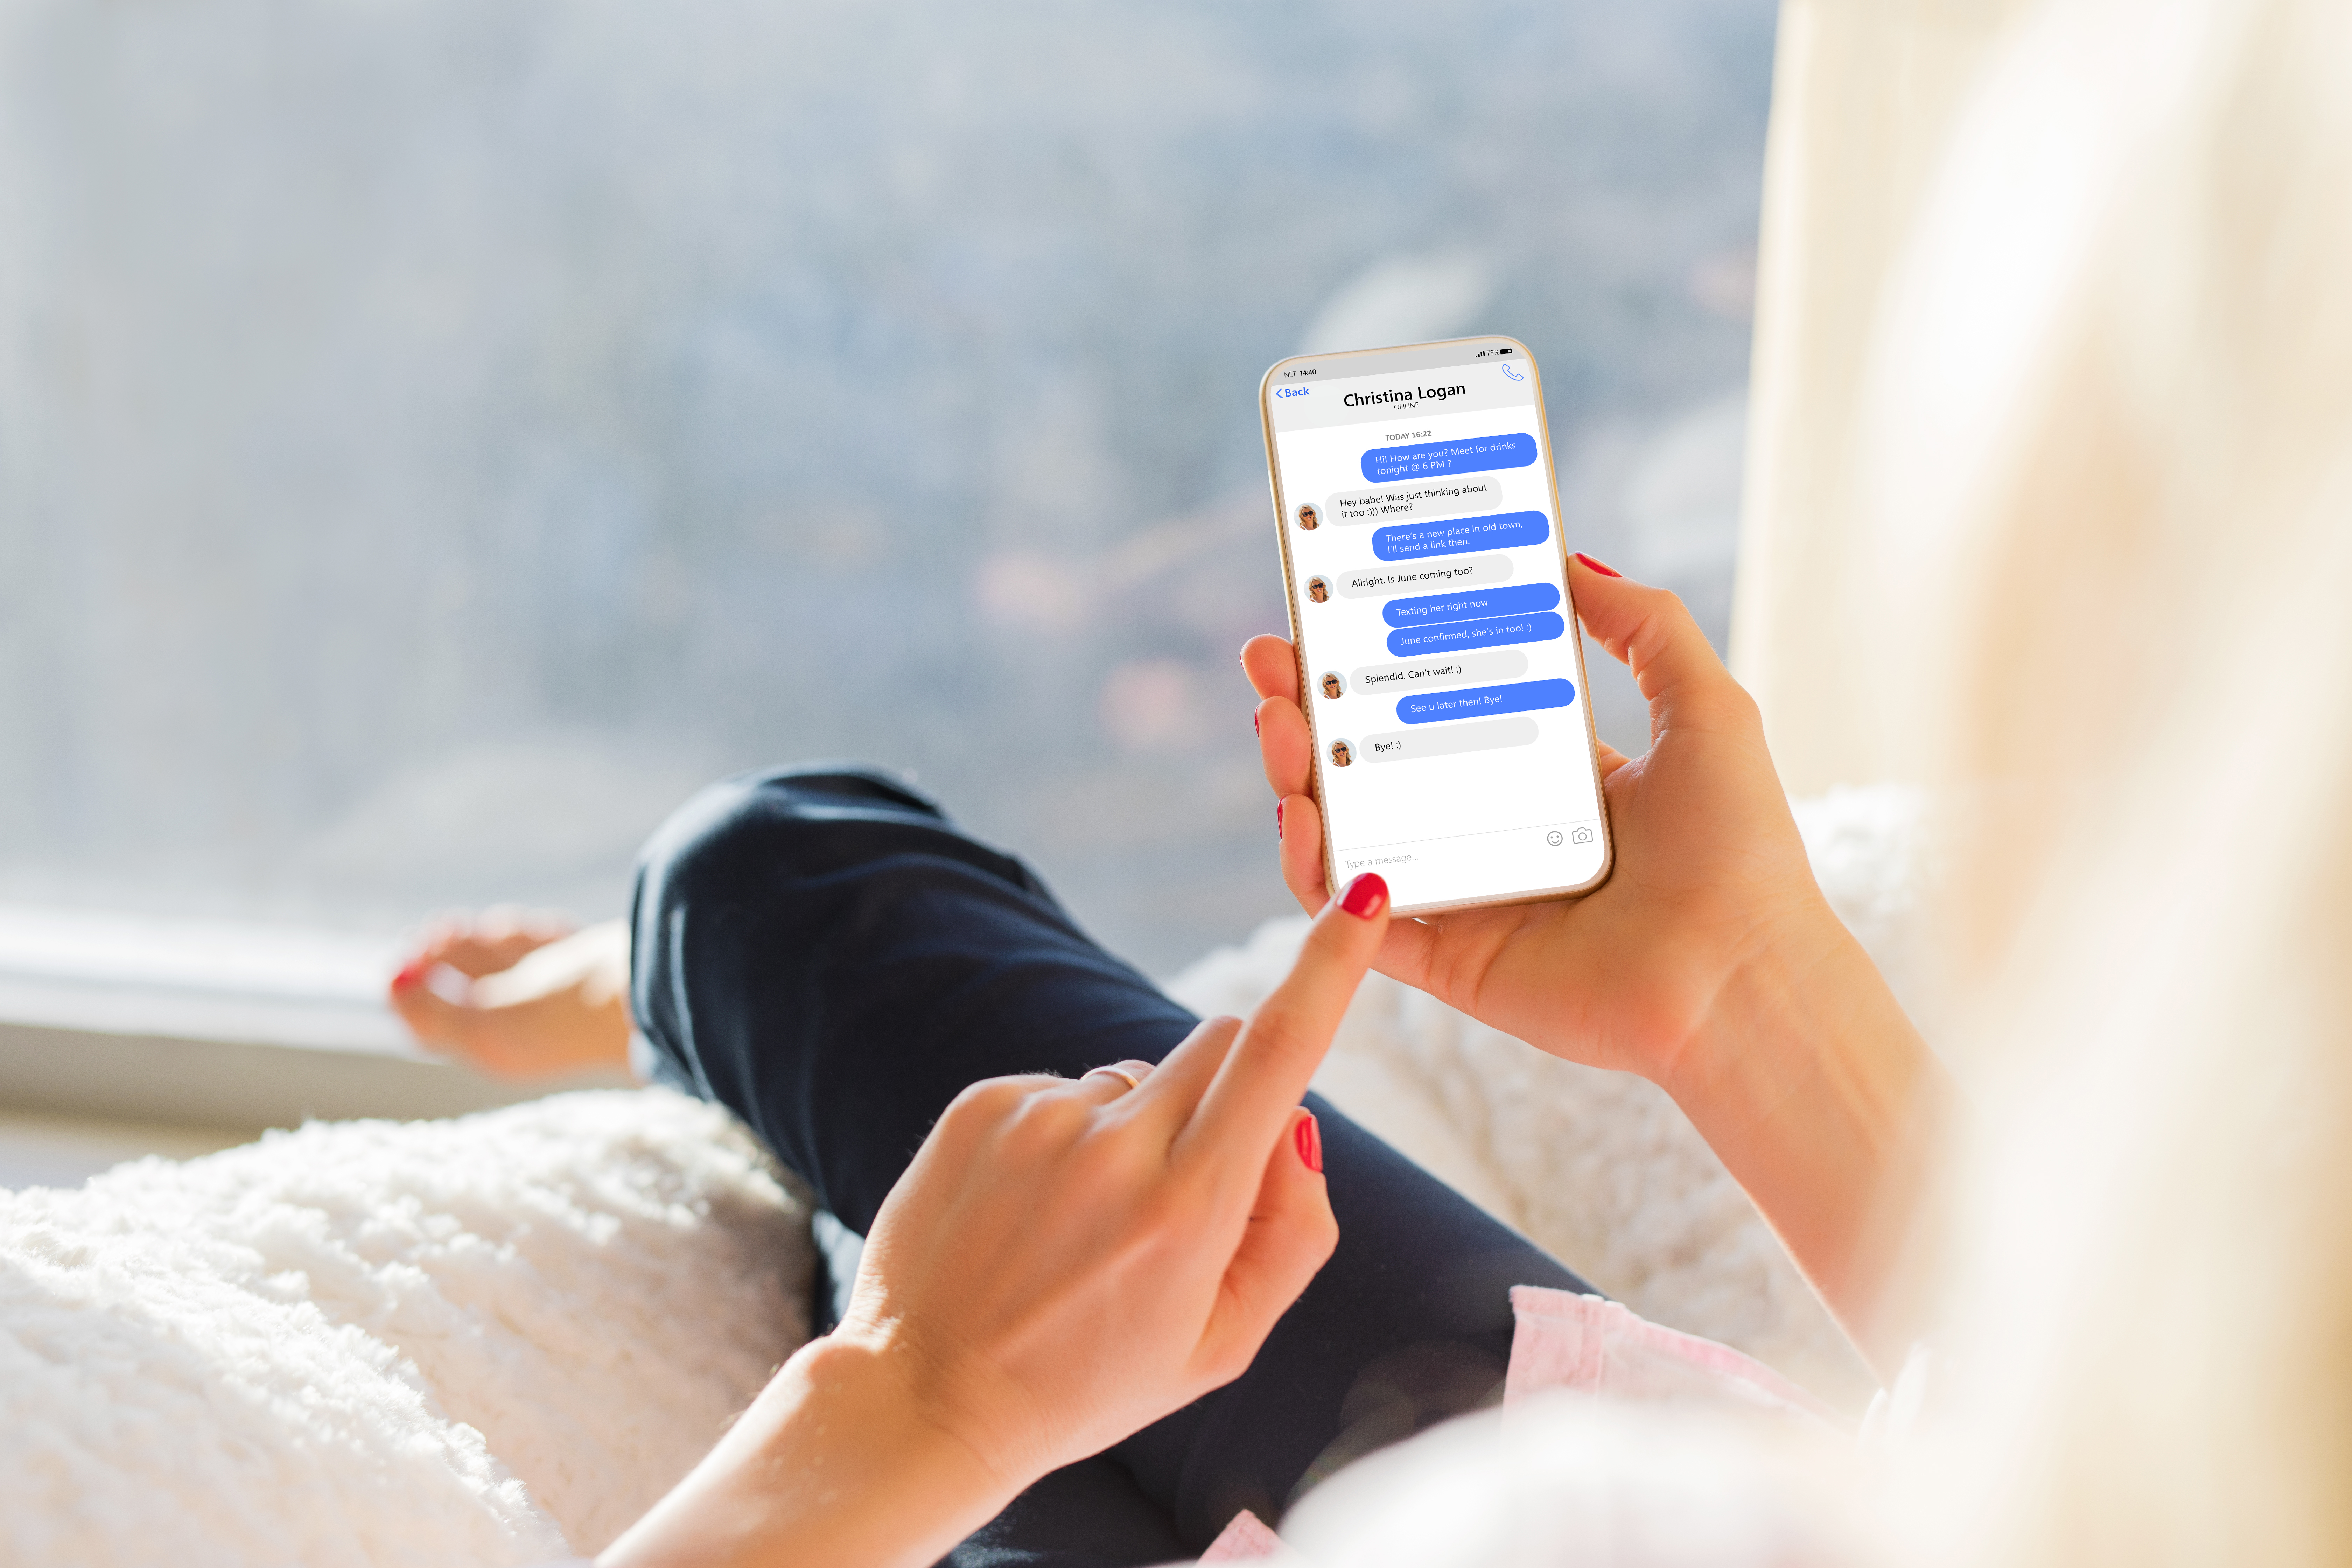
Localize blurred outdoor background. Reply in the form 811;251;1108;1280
0;0;1772;977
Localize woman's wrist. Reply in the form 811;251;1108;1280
600;1333;1016;1568
1657;897;1952;1378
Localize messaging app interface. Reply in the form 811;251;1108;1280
1269;352;1604;909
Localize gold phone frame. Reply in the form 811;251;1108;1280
1257;334;1615;917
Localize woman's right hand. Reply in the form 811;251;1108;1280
1247;556;1946;1373
601;876;1392;1568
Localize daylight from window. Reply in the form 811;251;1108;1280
0;0;1772;976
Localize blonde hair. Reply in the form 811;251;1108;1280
1863;1;2352;1562
1280;7;2352;1563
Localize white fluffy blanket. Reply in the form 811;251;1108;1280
0;1093;811;1564
0;788;1924;1563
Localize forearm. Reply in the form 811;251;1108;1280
1664;906;1955;1381
599;1335;1014;1568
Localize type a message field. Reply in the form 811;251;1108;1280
1332;814;1606;909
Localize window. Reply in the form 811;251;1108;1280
0;0;1771;978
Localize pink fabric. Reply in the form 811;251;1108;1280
1193;1293;1838;1560
1199;1507;1293;1562
1503;1286;1839;1425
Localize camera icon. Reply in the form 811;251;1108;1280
1570;826;1595;845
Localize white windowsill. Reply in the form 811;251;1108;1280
0;902;408;1052
0;903;628;1158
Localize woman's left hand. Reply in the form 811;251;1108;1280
601;873;1392;1568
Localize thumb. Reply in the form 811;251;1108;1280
1567;554;1748;732
1196;1108;1337;1384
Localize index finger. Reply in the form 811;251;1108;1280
1176;872;1389;1178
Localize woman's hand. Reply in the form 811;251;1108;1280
1251;556;1818;1091
601;875;1392;1568
1248;557;1946;1375
838;872;1384;1485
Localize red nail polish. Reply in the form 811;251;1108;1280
1254;711;1260;735
1573;552;1622;578
1295;1113;1323;1173
1337;872;1387;918
391;960;427;990
1276;801;1285;837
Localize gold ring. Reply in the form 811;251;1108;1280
1083;1065;1144;1094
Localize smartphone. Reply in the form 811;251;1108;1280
1259;335;1612;915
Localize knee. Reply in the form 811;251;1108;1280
630;762;944;925
631;774;773;921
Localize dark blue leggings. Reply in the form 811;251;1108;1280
628;764;1590;1566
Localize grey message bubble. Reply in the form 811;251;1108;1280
1349;649;1528;696
1323;478;1505;526
1334;552;1515;600
1360;715;1539;764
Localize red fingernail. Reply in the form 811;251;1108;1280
1276;801;1285;838
1294;1113;1323;1173
1254;711;1260;735
1337;872;1387;918
1573;552;1621;578
391;960;427;990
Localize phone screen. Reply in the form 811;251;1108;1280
1261;337;1609;913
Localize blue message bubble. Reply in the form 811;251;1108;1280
1382;581;1559;629
1362;433;1539;484
1385;610;1566;659
1396;677;1576;726
1373;509;1550;562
